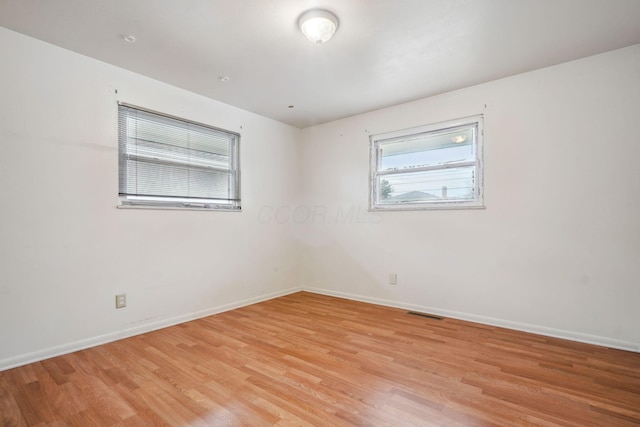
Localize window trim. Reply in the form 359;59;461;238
369;115;484;211
117;102;241;211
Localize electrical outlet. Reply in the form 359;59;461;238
115;294;126;309
389;273;397;285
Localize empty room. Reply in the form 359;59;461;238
1;0;639;425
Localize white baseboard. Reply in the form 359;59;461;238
0;286;302;371
4;285;636;371
303;287;639;353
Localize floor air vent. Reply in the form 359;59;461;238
407;311;443;320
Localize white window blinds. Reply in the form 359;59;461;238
118;104;240;210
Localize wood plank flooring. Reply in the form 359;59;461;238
1;292;639;426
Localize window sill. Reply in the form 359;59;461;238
369;203;485;212
117;204;241;212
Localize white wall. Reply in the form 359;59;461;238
0;27;302;369
298;44;640;351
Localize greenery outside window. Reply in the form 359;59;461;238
370;115;483;210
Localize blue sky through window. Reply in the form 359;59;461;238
380;144;475;200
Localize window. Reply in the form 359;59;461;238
118;104;240;210
370;115;483;210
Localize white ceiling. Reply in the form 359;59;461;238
1;0;640;128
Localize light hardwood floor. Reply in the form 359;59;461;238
1;292;639;426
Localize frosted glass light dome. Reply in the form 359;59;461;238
299;9;339;44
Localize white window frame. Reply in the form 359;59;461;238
369;115;484;211
118;103;241;211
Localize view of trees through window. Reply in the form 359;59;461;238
371;116;483;210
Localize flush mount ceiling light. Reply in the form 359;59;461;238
299;9;339;44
